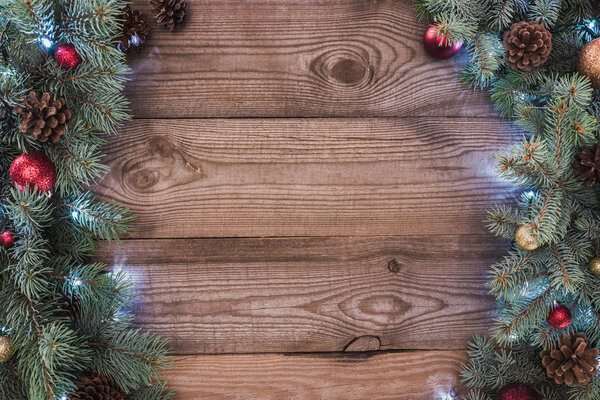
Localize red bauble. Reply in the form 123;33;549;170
547;303;572;329
423;25;463;59
9;152;57;193
0;231;15;249
496;383;541;400
54;44;82;69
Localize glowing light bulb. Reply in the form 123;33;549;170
434;389;455;400
589;20;597;29
71;210;79;219
525;190;536;200
130;34;140;47
72;278;82;286
40;36;53;49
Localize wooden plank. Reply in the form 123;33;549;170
163;351;465;399
125;0;494;118
95;235;505;354
98;117;520;238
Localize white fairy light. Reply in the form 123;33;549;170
40;36;53;49
434;389;455;400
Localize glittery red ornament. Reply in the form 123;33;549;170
9;151;57;193
423;25;462;59
54;44;82;69
547;303;572;329
0;231;15;249
496;383;541;400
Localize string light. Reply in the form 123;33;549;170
588;20;597;29
40;36;53;49
72;278;82;286
434;389;455;400
71;210;79;220
130;34;140;47
524;190;536;200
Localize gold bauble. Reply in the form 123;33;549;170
515;225;540;251
577;38;600;89
589;257;600;275
0;336;13;363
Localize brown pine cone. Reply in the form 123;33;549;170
540;333;600;386
13;92;71;143
54;293;81;323
574;144;600;187
117;5;151;52
503;21;552;71
72;372;125;400
149;0;187;31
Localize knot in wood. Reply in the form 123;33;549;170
387;258;401;273
310;49;372;88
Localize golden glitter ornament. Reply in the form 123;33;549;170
515;225;539;251
577;38;600;89
0;336;14;362
589;257;600;275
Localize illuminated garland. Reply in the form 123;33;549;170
0;1;171;399
417;1;600;399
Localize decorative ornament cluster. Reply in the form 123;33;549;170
117;0;188;53
418;2;600;399
0;1;172;398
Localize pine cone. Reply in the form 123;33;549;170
149;0;187;31
13;92;71;143
54;293;81;323
540;333;600;386
117;6;150;52
72;372;125;400
574;144;600;187
503;21;552;71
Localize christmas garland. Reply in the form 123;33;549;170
0;1;177;399
416;1;600;400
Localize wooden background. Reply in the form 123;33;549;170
95;0;521;398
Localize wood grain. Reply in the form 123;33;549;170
125;0;494;118
95;235;505;354
163;351;466;399
98;117;520;238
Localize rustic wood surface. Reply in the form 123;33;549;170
100;0;519;397
98;117;519;238
162;351;466;399
95;235;507;354
126;0;496;118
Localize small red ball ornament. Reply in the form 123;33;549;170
423;25;462;59
54;43;82;69
9;151;57;193
547;303;572;329
0;231;15;249
496;383;541;400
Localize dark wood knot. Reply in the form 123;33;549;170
310;49;373;88
388;258;402;273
